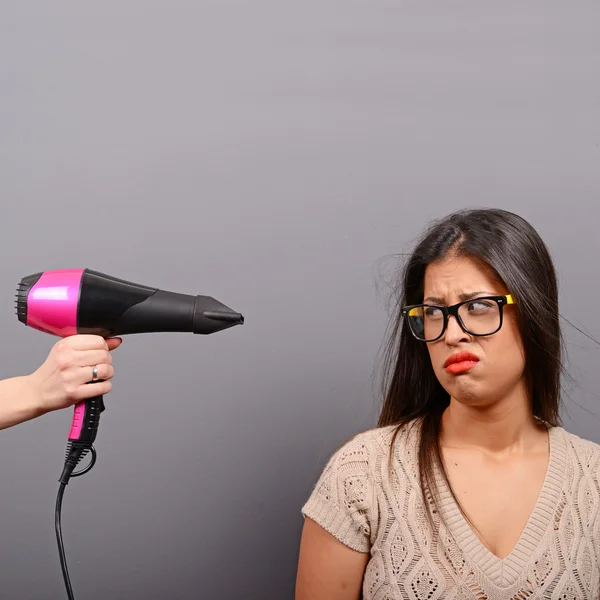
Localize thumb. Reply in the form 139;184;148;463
106;337;123;351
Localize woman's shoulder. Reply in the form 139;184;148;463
332;419;422;466
301;424;417;552
555;425;600;466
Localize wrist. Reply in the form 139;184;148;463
0;374;48;430
23;372;50;418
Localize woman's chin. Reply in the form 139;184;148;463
441;372;476;394
444;380;486;406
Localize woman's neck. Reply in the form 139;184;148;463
439;387;548;457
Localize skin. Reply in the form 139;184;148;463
424;255;546;455
0;335;121;430
296;518;369;600
295;254;550;598
426;255;549;559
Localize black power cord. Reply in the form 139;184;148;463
55;444;97;600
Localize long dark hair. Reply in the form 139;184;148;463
377;208;564;532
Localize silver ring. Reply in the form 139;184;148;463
91;365;99;382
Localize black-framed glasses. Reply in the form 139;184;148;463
401;295;515;342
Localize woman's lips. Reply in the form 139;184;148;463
444;351;480;374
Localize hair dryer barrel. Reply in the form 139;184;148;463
16;269;244;338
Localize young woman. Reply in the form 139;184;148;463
296;208;600;599
0;335;120;430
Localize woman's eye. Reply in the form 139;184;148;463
468;300;493;312
424;307;443;318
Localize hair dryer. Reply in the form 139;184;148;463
15;268;243;599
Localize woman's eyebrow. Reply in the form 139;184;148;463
423;291;492;303
459;290;492;301
423;295;444;303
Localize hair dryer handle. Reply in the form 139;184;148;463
68;396;105;443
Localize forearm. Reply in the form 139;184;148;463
0;375;46;430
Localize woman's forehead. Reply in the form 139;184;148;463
423;256;506;295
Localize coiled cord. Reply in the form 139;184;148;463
55;444;97;600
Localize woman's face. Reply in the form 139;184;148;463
422;254;526;406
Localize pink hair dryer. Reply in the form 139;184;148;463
15;268;243;599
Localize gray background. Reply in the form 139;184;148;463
1;1;600;598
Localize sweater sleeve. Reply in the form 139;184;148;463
301;431;377;553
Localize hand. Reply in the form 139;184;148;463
28;335;122;414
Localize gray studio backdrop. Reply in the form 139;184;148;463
1;2;600;599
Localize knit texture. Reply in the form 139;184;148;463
301;421;600;599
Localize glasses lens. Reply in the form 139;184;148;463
406;305;445;341
458;299;501;335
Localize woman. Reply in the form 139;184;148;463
0;335;120;430
296;208;600;599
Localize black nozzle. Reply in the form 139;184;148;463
193;297;244;334
77;270;243;337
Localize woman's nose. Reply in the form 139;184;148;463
444;314;470;345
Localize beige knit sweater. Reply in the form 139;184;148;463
301;421;600;599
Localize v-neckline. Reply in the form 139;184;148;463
434;424;567;588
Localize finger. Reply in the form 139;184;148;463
64;335;109;351
71;364;115;386
74;379;113;400
65;349;112;369
76;363;115;385
107;338;123;351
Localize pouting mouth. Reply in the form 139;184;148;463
444;352;480;368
